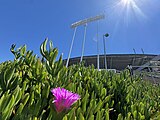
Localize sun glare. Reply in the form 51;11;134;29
119;0;146;19
102;0;159;39
107;0;147;26
121;0;132;5
102;0;149;36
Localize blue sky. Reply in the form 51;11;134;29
0;0;160;63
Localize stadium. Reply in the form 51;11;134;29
64;54;160;83
65;15;160;75
64;54;159;70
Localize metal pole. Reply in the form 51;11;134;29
141;48;144;54
132;48;136;65
66;27;77;67
141;48;145;65
97;21;99;70
80;23;87;62
103;35;107;70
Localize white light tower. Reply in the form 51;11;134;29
80;23;87;63
66;14;105;69
71;14;105;28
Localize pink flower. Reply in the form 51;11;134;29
51;87;80;113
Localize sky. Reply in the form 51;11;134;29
0;0;160;63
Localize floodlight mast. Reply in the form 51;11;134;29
66;14;105;68
71;14;105;28
80;23;87;62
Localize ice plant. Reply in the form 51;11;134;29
51;87;80;113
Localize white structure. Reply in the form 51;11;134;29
66;14;105;70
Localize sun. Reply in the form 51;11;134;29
102;0;148;27
121;0;132;5
118;0;146;24
120;0;137;8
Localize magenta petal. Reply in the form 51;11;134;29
51;87;80;113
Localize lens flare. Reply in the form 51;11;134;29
102;0;147;27
120;0;146;19
116;0;146;26
121;0;132;5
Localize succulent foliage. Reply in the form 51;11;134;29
0;39;160;120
